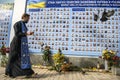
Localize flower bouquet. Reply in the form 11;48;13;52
0;44;10;55
42;46;52;66
111;56;120;75
111;56;120;67
101;49;120;70
52;49;65;72
0;44;10;67
102;49;115;60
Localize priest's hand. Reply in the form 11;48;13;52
30;32;34;35
27;32;34;35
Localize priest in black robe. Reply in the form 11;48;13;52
5;13;34;78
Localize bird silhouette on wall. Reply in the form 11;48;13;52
94;10;100;21
94;9;115;22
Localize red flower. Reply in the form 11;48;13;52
0;47;10;55
112;56;116;60
115;56;119;60
2;48;6;51
5;47;10;53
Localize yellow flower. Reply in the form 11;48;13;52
109;50;116;54
102;49;109;54
53;52;65;64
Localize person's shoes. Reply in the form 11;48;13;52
5;73;15;78
5;72;9;76
25;73;38;78
9;75;16;78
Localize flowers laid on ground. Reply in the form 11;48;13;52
42;46;52;66
0;43;10;67
53;49;64;64
101;49;120;68
52;49;65;72
0;43;10;55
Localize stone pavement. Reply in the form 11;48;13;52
0;67;120;80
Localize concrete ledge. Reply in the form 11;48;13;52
30;54;104;68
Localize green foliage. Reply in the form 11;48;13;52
53;49;65;65
0;55;8;67
0;44;6;55
52;49;65;72
43;50;51;61
0;43;8;67
42;46;52;65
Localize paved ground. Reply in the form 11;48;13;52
0;67;120;80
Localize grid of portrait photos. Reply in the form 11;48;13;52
26;8;120;55
0;3;13;47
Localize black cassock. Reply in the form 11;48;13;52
5;21;34;77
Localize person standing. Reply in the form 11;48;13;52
5;13;35;78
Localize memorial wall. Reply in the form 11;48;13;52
26;0;120;56
0;0;120;57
